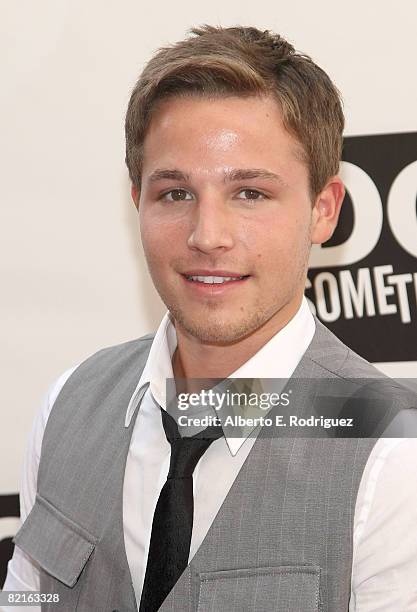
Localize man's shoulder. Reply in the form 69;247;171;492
307;318;417;410
304;319;417;418
61;332;156;391
101;331;156;353
307;316;386;380
43;332;157;429
304;318;386;393
80;333;155;366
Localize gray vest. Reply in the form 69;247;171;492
15;321;389;612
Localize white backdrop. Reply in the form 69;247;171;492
1;0;416;499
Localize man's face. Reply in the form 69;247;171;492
135;95;338;344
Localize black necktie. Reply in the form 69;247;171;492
139;408;223;612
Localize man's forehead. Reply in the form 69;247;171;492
141;95;308;183
146;93;285;137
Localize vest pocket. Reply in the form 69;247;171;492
197;565;320;612
13;493;98;587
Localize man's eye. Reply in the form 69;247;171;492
161;189;193;202
236;189;265;201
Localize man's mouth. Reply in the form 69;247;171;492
184;275;249;284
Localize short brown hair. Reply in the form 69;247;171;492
125;25;344;198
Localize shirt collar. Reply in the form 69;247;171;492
125;297;315;455
125;311;176;427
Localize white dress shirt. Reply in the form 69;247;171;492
3;297;417;611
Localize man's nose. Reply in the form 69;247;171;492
187;198;235;253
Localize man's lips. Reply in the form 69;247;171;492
179;271;251;293
181;269;249;278
181;271;250;283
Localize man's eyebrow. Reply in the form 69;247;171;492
223;168;287;186
148;169;190;183
147;167;287;185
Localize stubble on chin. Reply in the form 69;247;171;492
166;297;283;346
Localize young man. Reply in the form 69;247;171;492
3;25;417;612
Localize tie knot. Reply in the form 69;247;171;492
161;409;223;479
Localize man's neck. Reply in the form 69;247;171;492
172;298;303;384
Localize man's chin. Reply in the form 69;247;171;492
172;314;263;346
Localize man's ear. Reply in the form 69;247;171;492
131;184;140;210
311;176;345;244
